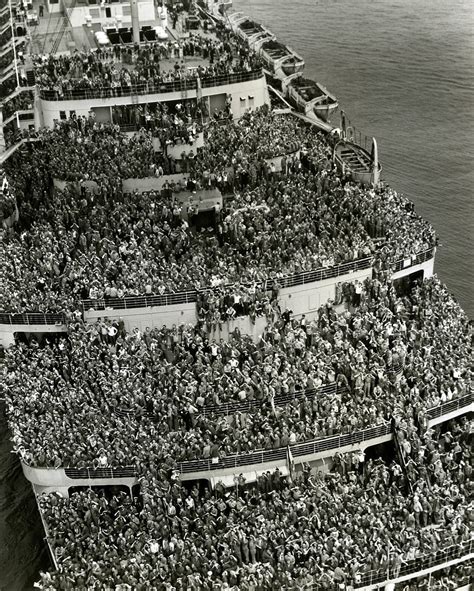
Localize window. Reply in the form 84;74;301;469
59;110;66;120
105;6;111;17
248;95;254;108
69;110;76;118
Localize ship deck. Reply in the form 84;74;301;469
22;1;218;79
23;1;212;52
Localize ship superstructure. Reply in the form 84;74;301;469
0;1;472;589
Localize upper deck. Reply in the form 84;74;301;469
13;1;268;125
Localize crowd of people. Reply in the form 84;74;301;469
0;172;16;221
196;282;277;326
0;108;437;314
32;25;262;98
111;99;205;149
3;276;471;469
0;5;469;589
1;88;34;120
35;416;472;590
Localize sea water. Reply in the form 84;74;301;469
1;0;472;588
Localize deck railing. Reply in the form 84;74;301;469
291;423;391;460
275;256;372;288
177;422;391;475
179;446;288;474
61;247;436;315
64;466;137;480
0;312;66;325
200;69;264;88
81;256;372;312
38;69;264;102
392;247;435;273
349;539;473;590
425;392;473;421
115;364;408;420
176;393;472;474
82;290;197;312
114;382;343;419
199;382;341;417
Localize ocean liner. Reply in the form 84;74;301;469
0;0;472;589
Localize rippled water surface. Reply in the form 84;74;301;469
1;0;473;588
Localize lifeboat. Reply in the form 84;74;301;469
257;39;305;78
283;74;338;122
226;11;246;26
333;137;382;186
230;15;275;48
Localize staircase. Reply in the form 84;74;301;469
49;0;77;55
50;15;68;55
